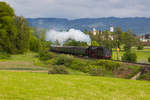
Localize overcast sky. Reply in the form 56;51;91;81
0;0;150;19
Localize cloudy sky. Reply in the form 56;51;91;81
0;0;150;18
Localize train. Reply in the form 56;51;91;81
50;46;112;59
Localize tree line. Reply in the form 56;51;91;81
84;27;142;51
0;2;49;54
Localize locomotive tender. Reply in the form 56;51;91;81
50;46;112;59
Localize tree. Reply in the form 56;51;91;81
15;16;30;53
29;35;42;52
100;30;115;49
114;27;123;48
0;2;17;53
91;41;99;46
122;51;137;63
64;39;88;46
32;27;46;41
83;29;88;34
121;30;136;51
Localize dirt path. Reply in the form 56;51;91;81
131;72;142;80
1;70;48;73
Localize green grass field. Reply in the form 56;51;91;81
0;71;150;100
113;49;150;63
0;52;50;71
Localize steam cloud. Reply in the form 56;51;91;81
46;29;91;45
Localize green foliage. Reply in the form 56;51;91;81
91;41;99;46
64;39;88;46
88;60;121;76
137;45;143;50
31;27;47;41
114;27;123;48
0;52;10;59
148;56;150;63
70;59;88;72
122;51;137;63
0;2;17;53
52;54;74;66
88;65;105;76
122;30;137;51
0;2;36;54
138;70;150;81
123;44;131;51
15;16;30;53
50;54;88;73
48;66;69;74
49;54;121;74
29;35;42;52
93;60;121;71
39;51;55;61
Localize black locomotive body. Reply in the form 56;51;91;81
50;46;112;59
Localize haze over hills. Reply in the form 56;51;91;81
27;17;150;35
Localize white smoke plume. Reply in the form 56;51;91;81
46;29;91;45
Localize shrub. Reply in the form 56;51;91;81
137;45;143;50
88;65;105;76
53;54;74;66
33;59;43;66
93;60;121;71
70;59;88;72
148;57;150;63
48;66;69;74
0;52;10;59
122;51;137;63
39;51;55;61
124;45;131;51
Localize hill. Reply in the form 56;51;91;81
27;17;150;35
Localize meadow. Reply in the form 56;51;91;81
0;71;150;100
0;51;149;100
112;48;150;63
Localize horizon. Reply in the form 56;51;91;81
26;16;150;19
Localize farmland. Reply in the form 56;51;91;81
113;48;150;63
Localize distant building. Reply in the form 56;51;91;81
137;34;150;42
110;25;114;32
92;28;100;35
109;25;114;40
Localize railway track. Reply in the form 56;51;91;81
76;55;150;67
112;60;150;67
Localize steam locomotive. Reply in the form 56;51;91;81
50;46;112;59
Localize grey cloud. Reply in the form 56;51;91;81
0;0;150;18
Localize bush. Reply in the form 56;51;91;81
53;54;74;66
148;57;150;63
0;52;10;59
93;60;121;71
124;45;131;51
137;45;143;50
48;66;69;74
122;51;137;63
39;51;55;61
70;59;88;72
88;65;105;76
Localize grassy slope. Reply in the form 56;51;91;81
0;52;87;75
0;71;150;100
0;52;49;70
